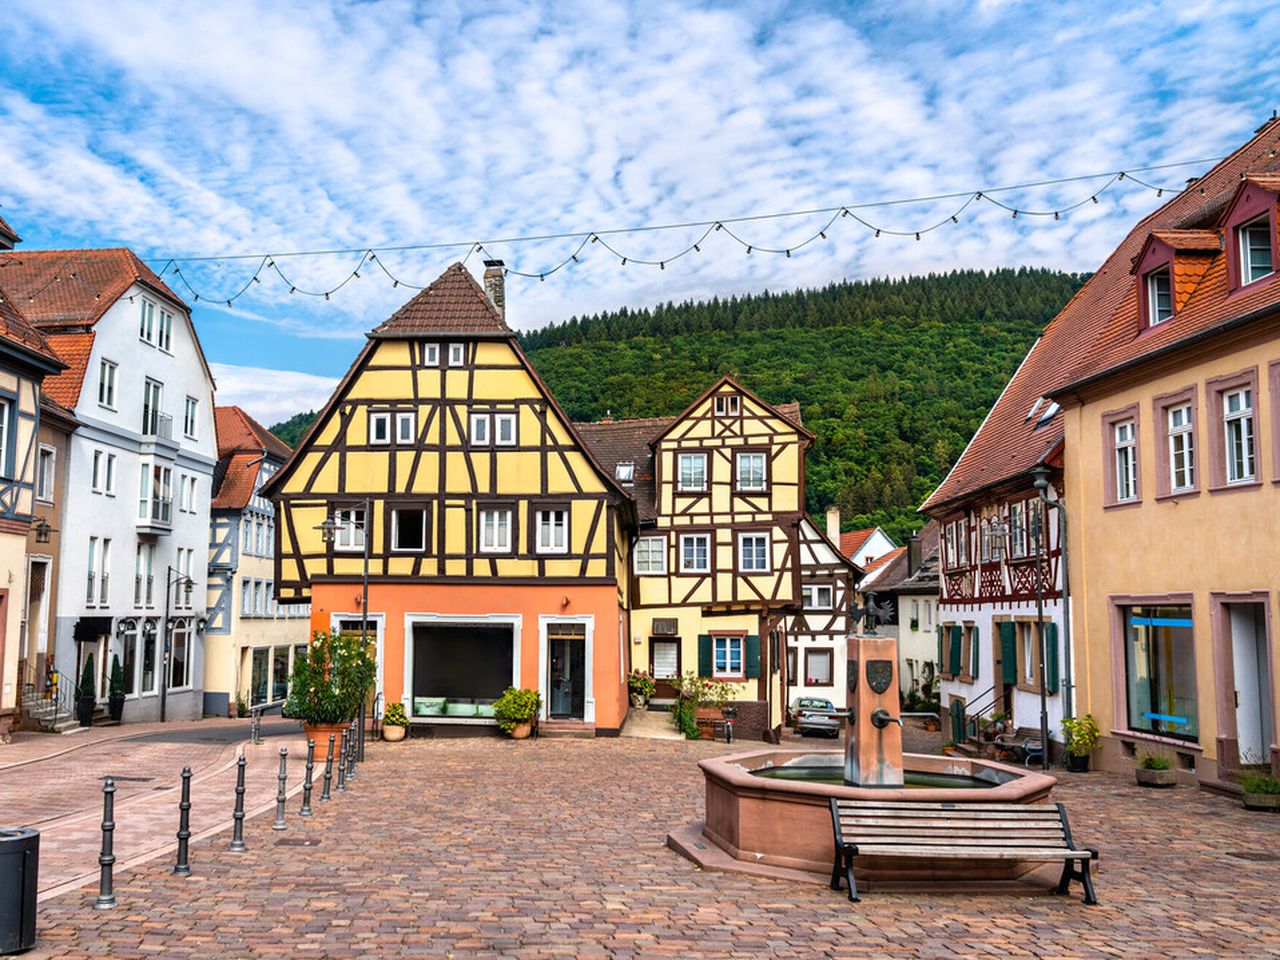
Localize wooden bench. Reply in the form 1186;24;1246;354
829;799;1099;904
993;726;1045;766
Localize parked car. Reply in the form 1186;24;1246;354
790;697;841;737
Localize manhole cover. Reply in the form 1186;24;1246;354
276;838;321;847
99;775;155;782
1228;851;1280;862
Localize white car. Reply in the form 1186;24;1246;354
790;697;841;737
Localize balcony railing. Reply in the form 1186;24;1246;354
142;410;174;440
137;495;173;531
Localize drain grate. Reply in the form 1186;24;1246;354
276;838;321;847
99;775;155;783
1228;851;1280;862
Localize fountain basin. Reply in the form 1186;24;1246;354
689;749;1057;885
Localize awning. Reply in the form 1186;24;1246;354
73;616;113;642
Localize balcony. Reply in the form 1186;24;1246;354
137;495;173;535
139;410;178;459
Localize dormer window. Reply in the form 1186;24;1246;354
714;394;740;417
1147;268;1172;325
1239;214;1273;285
1025;397;1043;422
615;461;635;484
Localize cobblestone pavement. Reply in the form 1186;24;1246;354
30;736;1280;958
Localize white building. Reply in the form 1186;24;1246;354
869;523;941;701
4;250;217;723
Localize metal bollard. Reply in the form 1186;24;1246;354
300;739;315;816
95;778;117;910
230;754;247;852
320;734;335;802
173;766;192;876
358;701;366;763
336;734;347;792
346;720;357;782
272;747;288;830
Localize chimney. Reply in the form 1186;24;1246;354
907;533;921;577
483;260;505;320
826;507;841;544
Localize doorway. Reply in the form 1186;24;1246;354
548;624;586;719
649;638;680;702
1230;603;1272;766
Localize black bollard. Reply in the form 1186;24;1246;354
358;701;366;763
320;734;335;802
95;778;117;910
346;720;357;783
173;766;192;876
300;739;315;817
230;754;247;852
272;747;288;830
336;733;347;792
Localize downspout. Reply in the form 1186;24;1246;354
1031;466;1073;720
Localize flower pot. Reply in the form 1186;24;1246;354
382;724;406;742
76;697;95;727
510;721;533;740
630;692;646;708
1066;753;1090;773
1135;766;1176;788
304;721;351;760
108;694;125;723
1242;791;1280;812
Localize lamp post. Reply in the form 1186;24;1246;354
1029;503;1050;771
1030;465;1072;722
316;499;372;752
160;566;195;723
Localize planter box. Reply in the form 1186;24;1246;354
1135;766;1176;788
1243;791;1280;812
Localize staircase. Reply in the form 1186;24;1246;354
538;719;595;739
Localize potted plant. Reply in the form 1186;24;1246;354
1135;750;1176;788
76;654;96;727
1060;713;1101;772
235;694;248;718
382;702;409;741
108;655;126;722
494;687;541;739
627;669;656;708
284;629;378;757
1238;771;1280;812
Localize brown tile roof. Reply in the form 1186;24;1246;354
924;118;1280;512
858;545;907;589
0;212;19;247
215;405;291;459
870;520;940;593
372;262;510;337
839;527;878;560
42;332;95;408
0;287;61;366
212;451;266;510
1145;230;1221;253
0;248;186;328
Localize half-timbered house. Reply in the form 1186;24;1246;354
784;512;858;713
264;262;636;735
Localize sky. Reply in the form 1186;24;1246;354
2;0;1278;426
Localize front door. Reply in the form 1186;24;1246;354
548;632;585;719
649;638;680;701
1231;603;1272;766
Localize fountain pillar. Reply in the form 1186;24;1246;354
844;634;905;787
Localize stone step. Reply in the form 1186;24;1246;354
538;721;595;739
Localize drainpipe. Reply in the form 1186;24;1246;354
1030;466;1073;720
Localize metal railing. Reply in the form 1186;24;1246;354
139;495;173;528
142;410;173;440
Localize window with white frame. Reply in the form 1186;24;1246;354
735;451;767;491
36;444;55;502
494;413;517;446
158;308;173;352
1009;501;1027;557
713;635;743;677
0;399;12;479
479;508;512;552
679;533;710;573
448;343;466;366
141;378;163;436
739;533;769;572
171;620;191;689
714;394;740;417
634;536;666;574
86;536;98;605
677;452;707;491
98;359;117;408
1147;267;1172;325
1168;403;1194;491
802;584;833;609
1114;419;1138;501
424;343;440;365
254;580;264;615
92;450;105;494
1224;387;1256;483
395;412;415;444
535;509;568;554
470;413;491;445
1240;214;1273;285
391;508;426;552
334;507;366;551
134;542;154;607
183;396;198;438
139;298;155;343
368;412;390;445
241;578;252;616
104;453;116;495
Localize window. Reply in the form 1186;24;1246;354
368;412;390;445
1008;501;1027;557
677;452;706;492
158;308;173;352
36;444;55;502
1224;387;1255;483
254;580;264;615
1114;419;1138;502
448;343;466;366
241;578;252;616
1147;268;1172;325
104;454;116;495
786;647;797;682
945;518;970;568
138;464;172;524
1022;623;1035;682
535;509;568;554
805;648;833;685
1123;605;1198;741
1167;403;1194;491
335;507;366;551
713;635;744;678
714;394;740;417
1240;214;1273;285
139;298;155;343
98;359;117;408
802;584;833;609
494;413;517;446
470;413;490;445
391;508;426;552
424;343;439;365
479;508;512;553
86;536;98;605
735;452;767;492
118;620;138;697
183;396;198;439
140;625;157;694
92;450;104;494
679;533;710;573
170;621;190;689
141;379;164;436
395;412;415;444
739;533;769;572
134;542;154;607
615;461;635;484
634;536;666;575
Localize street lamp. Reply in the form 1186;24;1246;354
1030;464;1072;726
33;517;55;544
1028;501;1050;771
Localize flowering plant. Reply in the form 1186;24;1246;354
627;669;656;699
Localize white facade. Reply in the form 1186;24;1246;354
53;284;217;722
894;591;939;695
785;517;856;712
847;527;897;569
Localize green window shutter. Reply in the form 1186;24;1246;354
744;635;761;679
697;634;713;677
937;626;944;673
948;626;962;676
971;627;979;679
1045;623;1060;694
999;622;1018;687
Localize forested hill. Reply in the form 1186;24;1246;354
271;268;1087;542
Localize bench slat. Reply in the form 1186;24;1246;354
840;811;1061;824
848;835;1069;847
847;828;1065;841
837;801;1055;813
854;845;1085;860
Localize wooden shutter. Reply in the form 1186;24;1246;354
999;622;1017;686
697;634;713;677
1045;622;1060;694
948;625;962;676
937;626;944;675
744;635;762;679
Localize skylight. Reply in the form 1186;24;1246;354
615;461;635;484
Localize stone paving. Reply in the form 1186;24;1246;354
27;736;1280;958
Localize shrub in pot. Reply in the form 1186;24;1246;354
1060;714;1101;772
284;629;377;754
1135;750;1176;788
108;654;126;722
494;687;541;739
76;654;96;727
1238;771;1280;812
382;702;409;741
627;669;656;707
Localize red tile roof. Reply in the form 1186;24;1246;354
372;262;510;337
212;452;265;510
924;118;1280;512
838;527;878;560
0;288;61;366
0;248;186;328
215;405;291;459
858;545;907;588
42;332;95;408
1144;230;1221;254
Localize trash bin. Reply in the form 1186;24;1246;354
0;828;38;955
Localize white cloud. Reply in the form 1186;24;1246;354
208;363;338;429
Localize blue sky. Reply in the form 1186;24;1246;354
1;0;1278;424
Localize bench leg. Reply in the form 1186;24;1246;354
830;852;842;891
1055;858;1098;905
844;850;859;903
1079;858;1098;906
1054;860;1073;896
